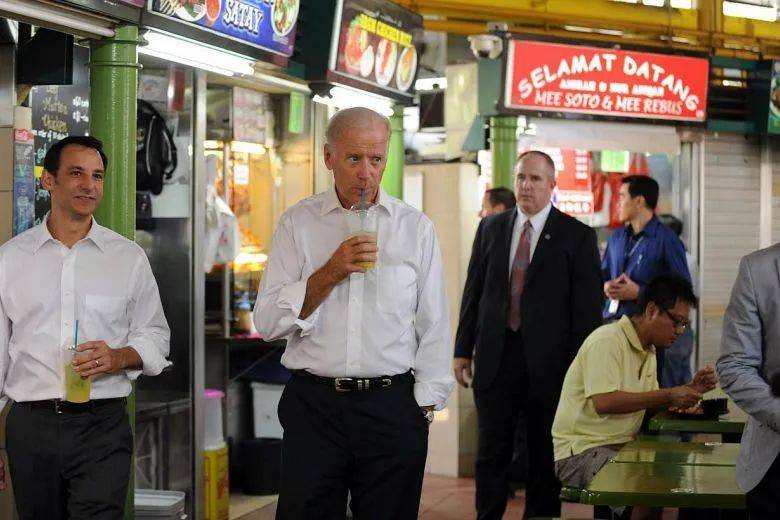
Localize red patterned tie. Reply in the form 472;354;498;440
507;221;532;331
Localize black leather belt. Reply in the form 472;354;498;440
22;397;127;414
292;370;413;392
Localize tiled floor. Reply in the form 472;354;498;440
419;473;594;519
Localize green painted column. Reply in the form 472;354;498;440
90;24;140;239
489;116;518;189
88;24;141;520
382;104;404;198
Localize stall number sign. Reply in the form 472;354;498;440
504;40;709;122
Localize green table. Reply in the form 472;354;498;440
612;440;740;467
581;461;745;508
648;399;747;436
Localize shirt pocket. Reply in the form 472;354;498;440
84;294;128;328
376;263;417;316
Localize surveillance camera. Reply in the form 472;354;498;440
467;34;503;60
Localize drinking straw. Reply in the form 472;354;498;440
74;319;79;350
359;189;366;230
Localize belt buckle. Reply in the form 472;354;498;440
334;377;353;392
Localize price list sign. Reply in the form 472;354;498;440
29;47;90;224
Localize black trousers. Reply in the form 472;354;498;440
6;399;132;520
275;372;429;520
747;451;780;519
474;329;561;520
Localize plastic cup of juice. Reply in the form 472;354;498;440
346;203;378;270
64;347;91;403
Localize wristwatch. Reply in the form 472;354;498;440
422;408;434;424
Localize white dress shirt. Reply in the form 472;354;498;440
0;216;171;406
253;188;455;409
508;202;553;277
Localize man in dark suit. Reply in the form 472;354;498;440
454;150;603;519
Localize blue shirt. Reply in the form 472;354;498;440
601;216;691;319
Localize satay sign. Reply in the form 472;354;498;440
504;40;709;122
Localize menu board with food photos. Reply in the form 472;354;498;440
330;0;422;98
29;46;90;225
770;60;780;135
152;0;299;57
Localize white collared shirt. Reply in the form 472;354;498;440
0;216;171;406
508;202;553;277
253;188;455;409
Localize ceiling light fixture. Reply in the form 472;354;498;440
415;77;447;91
722;1;777;21
139;29;256;77
312;85;394;117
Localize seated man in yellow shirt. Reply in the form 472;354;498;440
552;275;717;497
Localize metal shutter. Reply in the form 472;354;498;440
700;133;761;368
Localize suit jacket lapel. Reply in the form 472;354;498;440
524;206;560;285
500;209;517;276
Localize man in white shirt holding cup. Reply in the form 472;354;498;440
0;136;171;519
254;107;454;519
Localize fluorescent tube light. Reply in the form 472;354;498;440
722;1;778;21
415;77;447;91
312;86;394;117
0;0;115;38
139;30;256;77
230;141;266;155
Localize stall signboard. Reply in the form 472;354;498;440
770;60;780;135
329;0;423;97
151;0;300;56
504;40;709;123
232;87;268;144
555;149;593;217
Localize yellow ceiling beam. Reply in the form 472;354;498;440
399;0;700;30
399;0;780;58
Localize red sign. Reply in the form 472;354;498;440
14;129;34;144
555;149;593;217
504;40;709;122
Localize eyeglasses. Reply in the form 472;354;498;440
664;310;690;330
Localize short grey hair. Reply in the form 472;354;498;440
325;107;391;145
516;150;556;181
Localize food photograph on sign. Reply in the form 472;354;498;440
770;60;780;135
153;0;299;56
504;40;709;122
333;0;422;95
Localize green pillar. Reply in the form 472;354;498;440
88;25;141;520
382;104;404;198
489;116;518;189
90;24;140;239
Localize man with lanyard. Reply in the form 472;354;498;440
0;136;171;518
602;175;690;381
253;107;453;519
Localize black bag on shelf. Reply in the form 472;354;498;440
136;99;177;195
